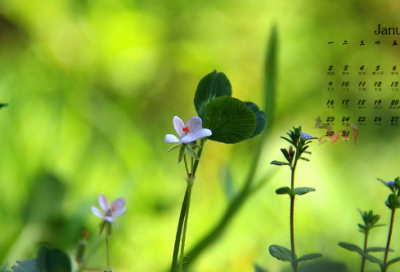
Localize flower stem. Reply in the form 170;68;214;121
290;196;297;272
360;230;369;272
179;184;193;272
171;189;188;272
170;141;205;272
105;234;110;272
192;139;206;175
384;209;396;266
290;159;298;272
184;155;190;177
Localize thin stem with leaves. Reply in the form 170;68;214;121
105;233;110;272
170;140;206;272
360;229;369;272
290;158;298;272
384;209;396;268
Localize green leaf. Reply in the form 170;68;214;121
362;254;384;265
295;253;323;263
338;242;383;265
338;242;362;252
358;224;367;230
271;160;289;166
269;245;294;262
11;259;37;272
178;145;185;164
280;136;293;145
386;194;400;210
395;176;400;188
280;148;291;163
167;143;182;152
203;97;256;144
254;264;268;272
37;246;71;272
367;247;393;253
194;70;232;120
188;143;202;149
294;187;316;196
275;187;293;196
0;103;8;109
244;102;267;138
185;144;199;160
299;157;310;162
387;256;400;267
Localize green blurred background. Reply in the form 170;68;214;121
1;0;400;271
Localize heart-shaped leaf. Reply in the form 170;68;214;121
244;102;267;138
194;70;232;120
203;96;256;144
37;246;71;272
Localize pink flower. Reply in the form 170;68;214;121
91;194;126;222
165;116;212;144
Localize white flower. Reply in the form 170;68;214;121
165;116;212;144
91;194;126;222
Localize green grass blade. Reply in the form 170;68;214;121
263;24;278;136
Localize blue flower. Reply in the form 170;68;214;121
386;181;395;187
300;131;313;139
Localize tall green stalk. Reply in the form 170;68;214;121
170;140;205;272
179;183;193;272
383;209;396;271
360;229;369;272
290;159;298;272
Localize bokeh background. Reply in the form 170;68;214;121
1;0;400;271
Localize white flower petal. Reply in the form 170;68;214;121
180;128;212;144
91;207;104;218
165;134;181;143
113;207;126;218
112;198;125;212
104;216;114;222
98;194;109;212
173;116;185;137
193;128;212;140
186;116;202;133
180;133;197;144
